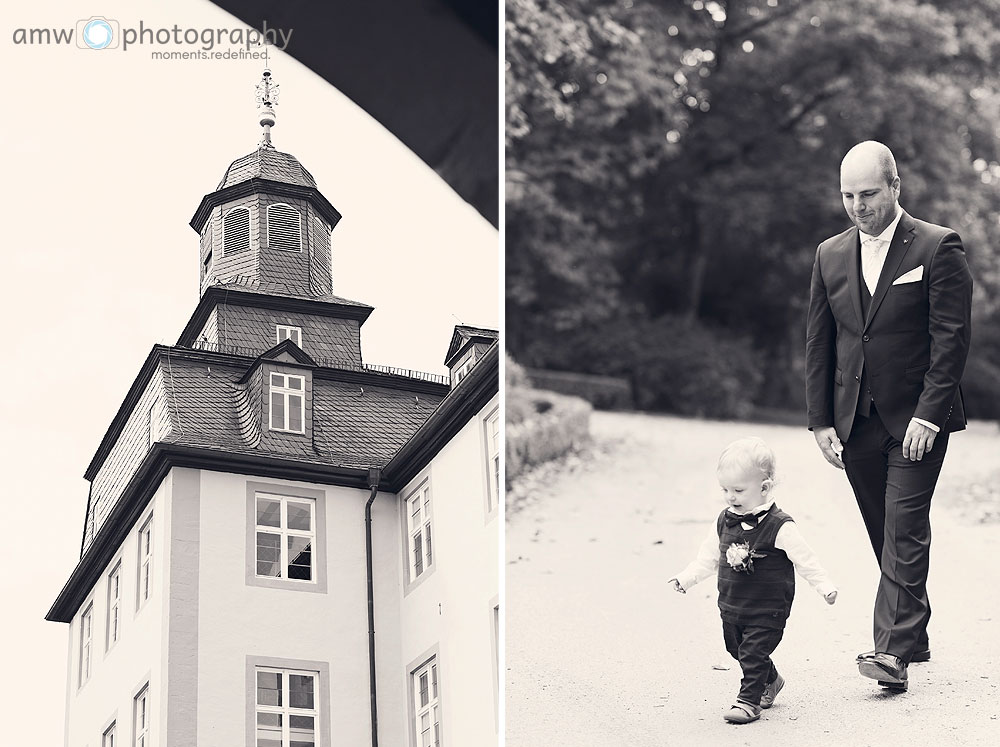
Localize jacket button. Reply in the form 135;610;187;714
863;335;870;342
854;375;860;382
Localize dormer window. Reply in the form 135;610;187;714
267;203;302;252
453;348;478;385
276;325;302;347
223;206;251;254
269;373;305;433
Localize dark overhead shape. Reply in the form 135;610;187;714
211;0;498;228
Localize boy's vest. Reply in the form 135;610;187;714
716;505;795;628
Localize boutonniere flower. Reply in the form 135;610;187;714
726;541;766;573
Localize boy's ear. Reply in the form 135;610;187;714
761;478;773;492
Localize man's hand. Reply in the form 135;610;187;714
669;578;686;594
902;418;937;461
813;427;844;469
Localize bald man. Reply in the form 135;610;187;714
805;141;973;691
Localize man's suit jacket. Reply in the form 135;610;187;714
805;210;973;443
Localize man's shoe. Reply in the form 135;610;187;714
911;649;931;663
760;673;785;709
858;653;907;689
855;650;878;661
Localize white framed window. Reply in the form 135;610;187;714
276;325;302;347
269;373;306;433
223;205;251;254
485;408;500;513
267;203;302;252
79;603;93;686
107;563;121;650
412;659;441;747
453;348;477;385
255;667;318;747
134;685;150;747
406;484;433;582
137;516;153;609
255;493;316;582
102;721;117;747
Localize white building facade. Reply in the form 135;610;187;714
47;77;499;747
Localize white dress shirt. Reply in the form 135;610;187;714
858;206;939;433
858;207;903;295
671;501;837;599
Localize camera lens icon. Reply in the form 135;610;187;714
76;17;120;50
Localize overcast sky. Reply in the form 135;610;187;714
0;0;497;741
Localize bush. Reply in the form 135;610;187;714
505;351;529;389
524;368;634;410
506;387;591;485
548;315;764;419
961;354;1000;421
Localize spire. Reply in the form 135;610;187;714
255;69;280;148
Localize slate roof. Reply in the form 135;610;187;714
444;324;499;366
161;352;444;469
217;146;318;190
208;280;374;309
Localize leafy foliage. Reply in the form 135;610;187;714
507;0;1000;416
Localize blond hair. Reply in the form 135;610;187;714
717;437;777;483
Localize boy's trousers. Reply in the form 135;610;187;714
722;621;784;705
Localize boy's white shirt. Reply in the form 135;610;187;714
672;500;837;598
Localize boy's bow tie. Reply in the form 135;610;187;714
724;510;766;527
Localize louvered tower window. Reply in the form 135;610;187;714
267;203;302;252
223;206;251;254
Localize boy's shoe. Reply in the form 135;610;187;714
760;673;785;709
723;701;761;724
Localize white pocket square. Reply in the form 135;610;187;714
892;265;923;285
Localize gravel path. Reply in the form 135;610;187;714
506;412;1000;746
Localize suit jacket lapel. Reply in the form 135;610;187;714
864;211;916;331
843;228;864;329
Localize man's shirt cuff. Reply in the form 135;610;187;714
912;417;940;433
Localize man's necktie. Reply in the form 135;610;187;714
862;237;884;294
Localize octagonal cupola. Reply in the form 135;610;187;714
190;70;343;299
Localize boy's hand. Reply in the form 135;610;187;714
825;590;838;605
670;578;686;594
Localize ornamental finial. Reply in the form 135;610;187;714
255;69;280;147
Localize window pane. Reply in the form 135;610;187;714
287;502;311;531
290;712;316;747
419;671;429;707
256;532;281;577
256;498;281;528
413;534;423;576
271;391;285;427
256;712;282;727
287;377;303;390
425;524;433;566
289;674;315;709
287;537;313;580
288;395;303;431
278;327;289;341
257;671;282;706
271;373;284;386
